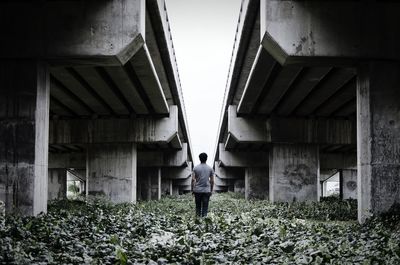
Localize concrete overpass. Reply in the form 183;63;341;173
213;0;400;222
0;0;193;215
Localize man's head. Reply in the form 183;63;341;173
199;152;208;163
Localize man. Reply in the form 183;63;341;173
192;152;214;217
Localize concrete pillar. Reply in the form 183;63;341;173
357;62;400;222
48;169;67;200
88;143;137;203
169;180;173;196
234;179;245;194
245;168;269;200
151;168;161;200
161;178;173;196
269;144;319;202
0;61;50;215
340;169;357;200
172;185;179;196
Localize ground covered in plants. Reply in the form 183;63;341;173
1;194;400;264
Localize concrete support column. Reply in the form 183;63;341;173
245;168;268;200
172;185;179;196
48;169;67;200
269;144;319;202
234;179;245;194
357;62;400;222
88;143;137;203
151;168;161;200
0;61;50;215
161;178;173;196
169;180;173;196
340;169;357;200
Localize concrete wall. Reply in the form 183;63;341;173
341;169;357;200
245;168;268;200
269;144;319;202
234;179;245;194
48;169;67;201
88;143;137;203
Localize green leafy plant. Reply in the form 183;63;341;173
1;194;399;264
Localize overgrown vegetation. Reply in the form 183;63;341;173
1;193;400;264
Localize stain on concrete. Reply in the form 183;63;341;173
283;164;313;192
346;181;357;191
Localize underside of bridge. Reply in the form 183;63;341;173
213;0;400;223
0;0;193;216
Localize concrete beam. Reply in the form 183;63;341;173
219;143;268;167
214;162;245;179
49;153;86;169
162;162;192;180
320;153;356;170
260;1;400;65
228;105;355;145
214;176;230;186
49;105;179;145
174;177;192;187
138;143;188;167
0;0;145;65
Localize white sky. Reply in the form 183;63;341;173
165;0;242;165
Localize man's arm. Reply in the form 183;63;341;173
210;173;214;193
191;172;196;193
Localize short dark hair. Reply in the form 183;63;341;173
199;152;208;163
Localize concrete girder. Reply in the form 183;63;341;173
138;143;188;167
0;0;146;65
49;105;180;146
228;105;355;146
174;178;192;187
162;162;192;180
218;144;268;168
320;153;356;170
214;162;245;179
260;1;400;65
49;153;86;169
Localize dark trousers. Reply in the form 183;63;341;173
194;192;211;217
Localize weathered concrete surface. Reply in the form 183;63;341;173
48;153;86;169
162;162;192;180
245;167;268;200
161;178;173;196
150;168;162;200
261;1;400;64
48;169;67;201
228;106;355;145
0;61;49;215
214;162;245;179
357;62;400;223
88;143;137;203
269;144;319;202
234;179;245;194
341;169;357;200
0;0;145;65
138;143;188;167
218;144;268;167
49;106;179;145
320;153;356;170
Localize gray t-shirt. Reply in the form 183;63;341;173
193;163;214;193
